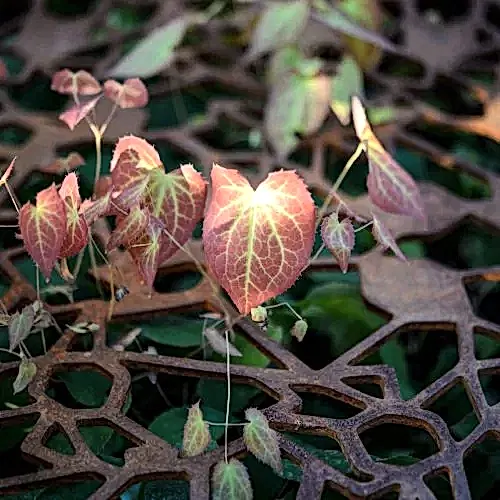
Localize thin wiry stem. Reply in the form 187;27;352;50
224;328;231;463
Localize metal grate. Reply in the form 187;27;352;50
2;0;500;498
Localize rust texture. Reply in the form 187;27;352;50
1;0;500;499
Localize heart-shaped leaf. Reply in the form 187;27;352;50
321;213;355;273
59;173;81;207
107;205;149;251
111;135;161;172
182;401;211;457
371;214;406;261
244;408;282;473
212;459;252;500
51;69;101;95
59;96;101;131
352;96;425;219
104;78;149;109
203;165;315;314
108;17;189;78
248;0;309;59
19;184;67;279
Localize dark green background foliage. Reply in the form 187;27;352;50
2;0;500;499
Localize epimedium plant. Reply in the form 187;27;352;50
0;62;425;498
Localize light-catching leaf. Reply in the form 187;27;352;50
8;304;35;351
265;74;331;159
13;358;37;394
331;55;363;125
79;192;111;226
203;327;242;357
352;96;425;219
244;408;282;473
43;152;85;175
250;306;267;323
371;214;406;261
203;165;315;314
321;213;355;273
59;96;101;131
182;401;211;457
108;17;189;78
248;0;309;59
19;184;67;279
51;69;101;95
110;135;161;172
212;459;253;500
103;78;149;109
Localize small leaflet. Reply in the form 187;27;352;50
8;304;35;351
203;327;242;357
13;357;37;394
290;319;308;342
182;401;211;457
371;214;406;262
212;458;253;500
320;213;355;273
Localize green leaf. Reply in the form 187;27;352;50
108;17;189;78
149;405;225;449
331;55;363;125
265;73;331;159
13;358;37;394
9;304;35;351
248;0;309;59
140;315;204;347
379;341;414;400
212;459;253;500
290;319;308;342
58;371;111;407
243;408;282;473
182;401;211;457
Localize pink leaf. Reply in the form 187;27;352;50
371;214;406;261
145;164;207;266
129;216;164;288
110;135;161;172
59;212;88;258
0;157;15;186
320;213;355;273
51;69;101;95
107;205;149;251
18;184;67;279
352;96;425;220
59;96;101;131
79;192;111;226
104;78;149;109
59;173;81;207
43;153;85;174
203;164;315;314
111;148;153;209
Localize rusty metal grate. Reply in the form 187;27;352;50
2;0;500;498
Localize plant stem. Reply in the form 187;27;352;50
0;347;22;358
224;328;231;463
310;243;326;262
206;421;245;427
264;302;303;321
4;182;20;213
316;143;364;229
355;220;374;232
91;124;103;192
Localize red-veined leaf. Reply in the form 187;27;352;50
203;164;315;314
79;192;111;226
243;408;282;473
352;96;425;219
0;157;15;186
19;184;66;279
111;148;153;209
371;214;406;261
51;69;101;95
320;213;355;273
107;205;149;251
59;95;101;131
59;173;81;207
212;459;253;500
110;135;161;172
43;152;85;174
182;401;211;457
145;164;207;266
104;78;149;108
128;216;164;288
58;173;88;258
